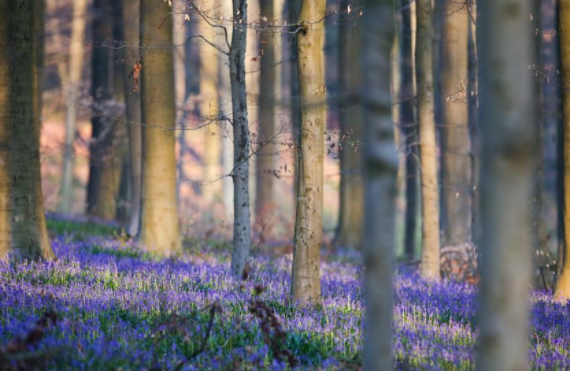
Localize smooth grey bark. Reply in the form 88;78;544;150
229;0;252;277
476;0;537;369
122;0;142;235
361;0;397;370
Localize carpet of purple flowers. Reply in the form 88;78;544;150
1;220;570;370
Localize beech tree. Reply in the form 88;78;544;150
122;0;142;235
0;0;55;261
334;0;364;251
139;0;181;255
441;0;471;247
416;0;440;279
290;0;327;305
476;0;537;369
60;0;87;214
555;0;570;300
361;0;397;368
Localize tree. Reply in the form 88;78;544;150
361;0;396;368
229;0;252;277
416;0;440;279
139;0;181;255
59;0;87;214
441;0;471;247
199;0;222;202
334;0;364;251
122;0;142;235
0;0;55;261
290;0;327;305
555;0;570;299
398;0;418;260
86;0;120;219
476;0;536;369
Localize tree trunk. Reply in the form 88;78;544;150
555;0;570;299
255;0;279;227
229;0;252;277
290;0;327;306
86;0;119;220
398;0;418;261
416;0;440;280
476;0;536;369
334;0;364;251
0;0;55;261
34;0;45;118
139;0;181;256
122;0;142;236
441;0;471;246
59;0;87;214
361;0;396;369
199;0;222;202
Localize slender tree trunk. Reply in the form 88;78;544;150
476;0;536;369
199;0;222;201
86;0;118;220
555;0;570;299
416;0;440;280
122;0;142;236
229;0;252;277
362;0;396;369
441;0;471;246
0;0;55;261
255;0;279;226
334;0;364;250
139;0;181;256
290;0;327;305
60;0;87;214
398;0;418;260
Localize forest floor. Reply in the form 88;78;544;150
1;216;569;370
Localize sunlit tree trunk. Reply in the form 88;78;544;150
255;0;279;226
555;0;570;299
0;0;55;261
476;0;536;369
229;0;252;277
441;0;471;246
59;0;87;214
416;0;440;279
361;0;396;369
86;0;119;220
122;0;142;235
139;0;181;256
290;0;327;305
199;0;222;201
334;0;364;250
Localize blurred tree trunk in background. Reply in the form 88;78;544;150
0;0;55;261
59;0;87;214
87;0;120;220
468;0;480;243
229;0;252;277
334;0;364;251
291;0;326;306
122;0;142;235
441;0;471;247
255;0;278;227
476;0;536;368
398;0;418;260
416;0;440;280
199;0;222;202
139;0;181;256
361;0;396;368
555;0;570;299
34;0;45;117
112;0;129;225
